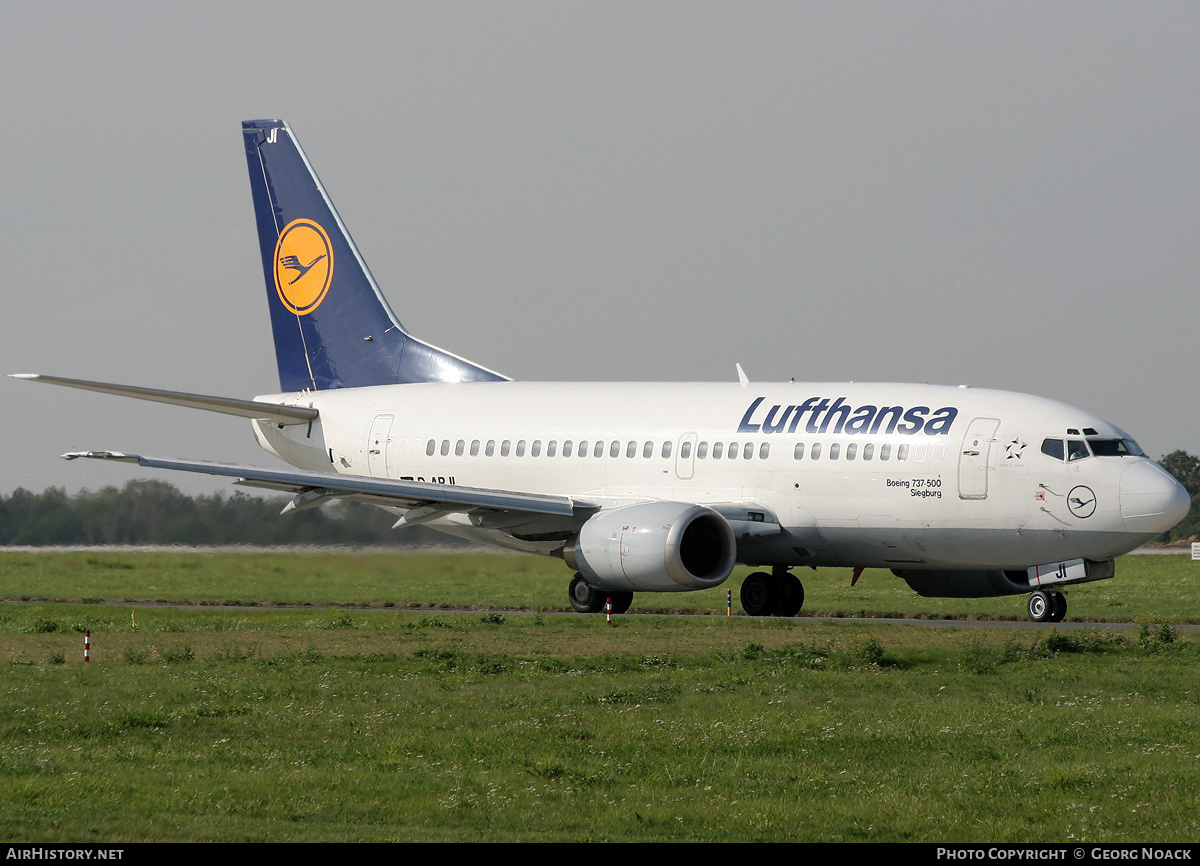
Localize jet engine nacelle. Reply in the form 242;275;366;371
564;502;737;592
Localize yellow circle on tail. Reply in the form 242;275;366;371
273;219;334;315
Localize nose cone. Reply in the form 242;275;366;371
1120;461;1191;535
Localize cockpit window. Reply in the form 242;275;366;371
1041;438;1064;460
1043;436;1145;461
1088;438;1146;457
1066;440;1090;461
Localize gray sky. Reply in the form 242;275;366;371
2;1;1197;497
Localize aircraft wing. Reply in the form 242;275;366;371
61;451;596;532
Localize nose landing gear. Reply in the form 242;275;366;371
1027;589;1067;623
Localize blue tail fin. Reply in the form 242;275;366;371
242;119;508;392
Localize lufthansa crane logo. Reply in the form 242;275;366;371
273;219;334;315
1067;485;1097;519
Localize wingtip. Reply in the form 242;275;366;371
59;450;137;463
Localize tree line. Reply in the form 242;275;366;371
0;452;1196;547
0;480;469;547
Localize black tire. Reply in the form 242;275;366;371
741;571;777;617
568;573;605;613
608;591;634;615
773;573;804;617
1027;590;1053;623
1048;591;1067;623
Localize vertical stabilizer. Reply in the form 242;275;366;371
242;119;508;391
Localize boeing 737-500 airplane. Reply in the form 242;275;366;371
15;120;1190;621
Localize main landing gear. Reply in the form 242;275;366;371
568;573;633;614
741;567;804;617
1027;589;1067;623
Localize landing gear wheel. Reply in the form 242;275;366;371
773;574;804;617
608;591;634;615
1028;590;1053;623
741;571;777;617
1048;591;1067;623
568;573;605;614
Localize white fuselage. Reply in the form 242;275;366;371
251;380;1185;571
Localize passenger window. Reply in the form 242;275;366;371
793;442;804;460
563;440;573;458
743;443;753;460
610;441;621;459
680;441;692;459
627;441;637;458
531;440;542;457
441;440;450;456
427;440;436;457
728;442;738;460
501;440;511;457
713;442;724;459
897;444;908;461
829;443;840;460
879;443;890;461
863;443;873;461
470;440;480;456
578;440;588;457
846;443;857;461
594;441;604;458
1041;438;1064;461
662;441;673;459
643;441;654;458
516;440;526;457
759;442;769;459
697;442;709;459
547;441;557;457
485;440;496;457
811;443;822;460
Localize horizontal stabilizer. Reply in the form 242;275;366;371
11;374;318;425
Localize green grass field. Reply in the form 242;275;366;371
1;550;1198;842
3;549;1199;621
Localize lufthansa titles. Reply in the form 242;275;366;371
738;396;958;437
